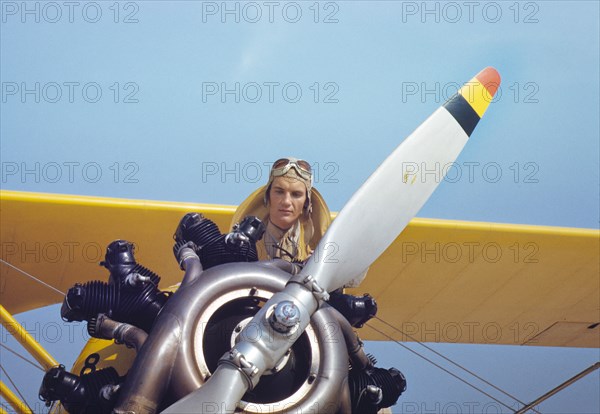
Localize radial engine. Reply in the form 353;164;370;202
39;214;406;413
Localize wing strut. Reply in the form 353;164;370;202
0;305;58;370
0;379;33;414
515;362;600;413
0;305;59;413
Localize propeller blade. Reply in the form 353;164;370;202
161;67;501;414
302;66;501;292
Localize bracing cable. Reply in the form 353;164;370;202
364;322;519;413
0;259;65;297
372;316;540;414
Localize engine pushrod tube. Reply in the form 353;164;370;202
113;251;202;414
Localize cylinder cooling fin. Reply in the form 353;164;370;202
173;212;261;269
348;366;407;413
39;364;122;414
61;240;170;332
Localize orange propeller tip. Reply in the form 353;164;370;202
475;67;501;97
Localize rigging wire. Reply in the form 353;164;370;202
372;316;540;414
0;259;65;296
0;344;44;372
364;322;519;413
0;344;46;372
0;364;34;412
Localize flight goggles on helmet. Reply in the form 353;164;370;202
265;157;313;213
270;158;312;182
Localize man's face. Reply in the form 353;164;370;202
268;176;307;230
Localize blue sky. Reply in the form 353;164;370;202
1;1;599;412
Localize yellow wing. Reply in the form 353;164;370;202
355;218;599;348
1;190;598;347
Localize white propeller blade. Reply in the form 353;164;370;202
162;67;501;413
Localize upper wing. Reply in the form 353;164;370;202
0;190;235;314
1;190;598;347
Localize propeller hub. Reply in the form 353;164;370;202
270;301;300;333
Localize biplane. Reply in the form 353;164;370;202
1;68;598;413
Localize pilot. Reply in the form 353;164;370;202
230;157;376;328
230;157;331;264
